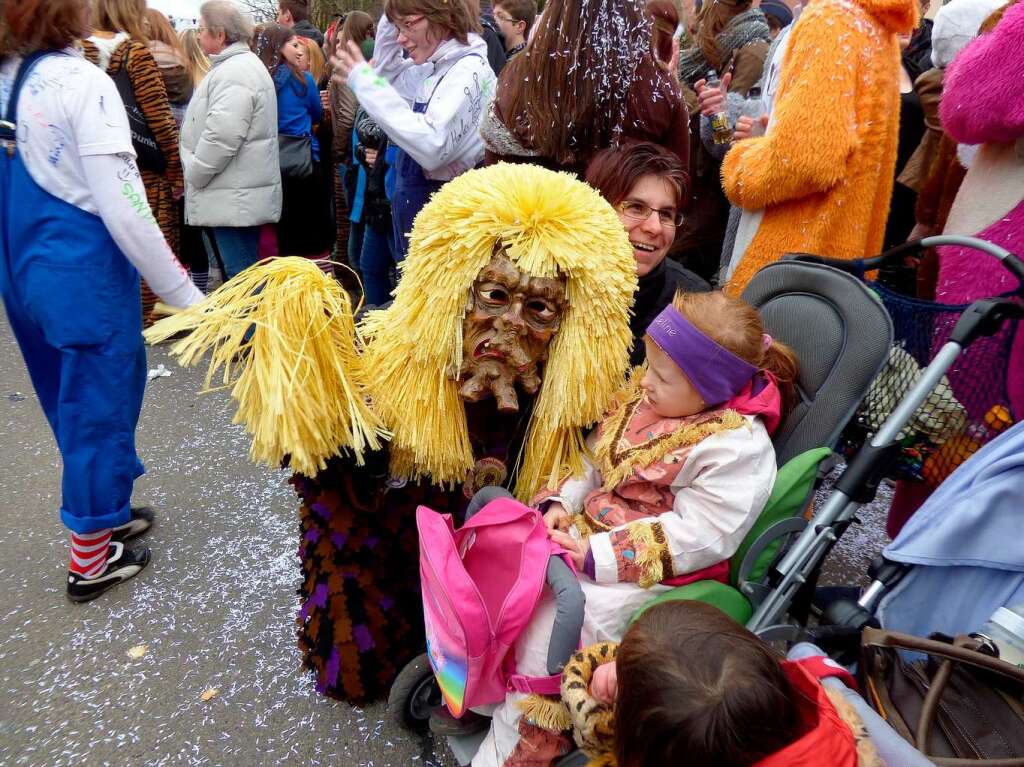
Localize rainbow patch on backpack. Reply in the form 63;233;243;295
426;636;468;716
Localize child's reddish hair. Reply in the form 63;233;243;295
671;290;799;417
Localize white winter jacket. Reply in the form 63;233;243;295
348;18;495;180
180;42;282;227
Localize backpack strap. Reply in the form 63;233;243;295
1;50;61;145
507;671;563;696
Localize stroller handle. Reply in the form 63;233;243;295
785;236;1024;283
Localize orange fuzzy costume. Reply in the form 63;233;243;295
721;0;919;295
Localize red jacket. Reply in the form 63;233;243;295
755;658;861;767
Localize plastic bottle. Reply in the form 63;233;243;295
972;605;1024;670
743;86;766;137
706;70;733;145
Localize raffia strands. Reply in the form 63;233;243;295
359;163;637;499
143;258;388;476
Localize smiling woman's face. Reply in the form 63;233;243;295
615;174;680;278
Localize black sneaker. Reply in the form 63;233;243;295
110;506;155;542
66;542;151;603
429;705;490;736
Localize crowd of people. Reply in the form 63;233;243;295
1;0;1022;762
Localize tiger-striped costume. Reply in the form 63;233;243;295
82;37;183;326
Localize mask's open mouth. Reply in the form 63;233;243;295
474;339;506;361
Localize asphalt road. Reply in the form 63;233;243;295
0;310;453;767
0;308;889;767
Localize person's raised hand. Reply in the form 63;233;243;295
331;39;366;87
695;71;731;116
733;113;769;141
364;147;379;166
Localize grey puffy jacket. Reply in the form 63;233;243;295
180;43;282;227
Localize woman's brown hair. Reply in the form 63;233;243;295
339;10;375;48
585;141;690;213
3;0;88;54
93;0;149;42
384;0;480;46
252;22;303;84
671;290;800;417
694;0;752;71
615;601;801;767
498;0;657;167
647;0;679;65
145;8;183;52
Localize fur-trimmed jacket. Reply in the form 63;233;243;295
536;378;777;588
721;0;919;294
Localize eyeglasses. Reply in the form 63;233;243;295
618;200;684;228
493;12;518;23
395;15;427;37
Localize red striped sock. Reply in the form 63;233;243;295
69;529;112;578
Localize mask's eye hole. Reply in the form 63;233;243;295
526;299;557;324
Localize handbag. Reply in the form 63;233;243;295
860;627;1024;766
111;64;167;175
278;133;313;181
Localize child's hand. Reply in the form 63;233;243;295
590;661;618;704
543;502;571;532
549;529;589;571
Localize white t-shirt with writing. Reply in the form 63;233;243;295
0;50;133;215
0;49;202;308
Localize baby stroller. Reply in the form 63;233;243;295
805;419;1024;765
387;253;898;756
744;235;1023;640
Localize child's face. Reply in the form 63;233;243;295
641;338;706;418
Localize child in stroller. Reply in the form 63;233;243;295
560;600;885;767
469;291;799;765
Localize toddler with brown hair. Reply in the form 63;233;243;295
561;600;883;767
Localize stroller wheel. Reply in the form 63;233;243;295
387;652;442;732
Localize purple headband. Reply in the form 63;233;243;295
647;305;758;406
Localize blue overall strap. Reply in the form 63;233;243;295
1;50;61;147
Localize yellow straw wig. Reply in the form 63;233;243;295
143;258;387;476
360;163;637;498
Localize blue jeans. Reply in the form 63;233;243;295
347;220;365;274
203;226;260;281
360;225;397;306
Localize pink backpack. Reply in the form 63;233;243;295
416;497;576;717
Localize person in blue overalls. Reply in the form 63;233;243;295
331;0;497;261
0;0;204;602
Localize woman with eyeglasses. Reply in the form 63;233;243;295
586;142;710;366
331;0;496;262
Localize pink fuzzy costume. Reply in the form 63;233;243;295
937;1;1024;416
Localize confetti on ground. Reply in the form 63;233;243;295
200;688;219;702
0;321;456;767
127;644;149;660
